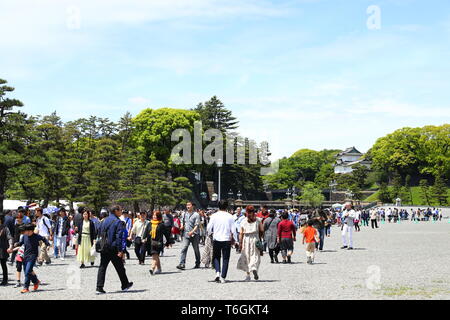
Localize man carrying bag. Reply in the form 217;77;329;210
95;205;133;294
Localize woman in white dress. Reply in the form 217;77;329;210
237;205;264;281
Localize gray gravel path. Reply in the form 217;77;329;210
1;219;450;300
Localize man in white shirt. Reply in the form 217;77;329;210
341;202;356;250
386;208;392;223
207;200;238;284
35;207;53;265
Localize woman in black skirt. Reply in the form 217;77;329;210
143;211;171;275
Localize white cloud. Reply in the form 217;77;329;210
345;98;450;118
128;96;150;105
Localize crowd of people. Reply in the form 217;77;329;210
0;201;445;294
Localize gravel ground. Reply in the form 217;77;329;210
1;219;450;300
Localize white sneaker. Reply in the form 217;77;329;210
60;257;65;261
220;277;226;284
245;275;251;282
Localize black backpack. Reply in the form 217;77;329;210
95;220;113;253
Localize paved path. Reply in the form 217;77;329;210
1;219;450;300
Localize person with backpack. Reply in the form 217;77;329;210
95;205;133;294
263;210;281;264
35;208;53;265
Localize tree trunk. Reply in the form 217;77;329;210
133;200;140;213
43;198;49;208
0;167;6;213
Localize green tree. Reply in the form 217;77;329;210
390;172;403;201
264;149;339;190
419;179;431;206
136;160;174;212
132;108;200;163
371;127;423;178
419;125;450;179
171;177;193;207
118;148;146;212
351;163;369;189
378;183;392;203
117;111;134;152
83;138;121;212
300;182;325;207
404;174;413;205
431;176;449;206
62;123;91;208
0;79;40;212
34;112;67;206
194;96;238;132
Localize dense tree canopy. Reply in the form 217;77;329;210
1;78;448;209
370;125;450;180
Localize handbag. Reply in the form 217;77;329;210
90;244;98;257
255;240;264;251
151;240;162;248
126;239;132;248
134;236;142;246
255;219;265;252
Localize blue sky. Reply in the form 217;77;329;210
1;0;449;160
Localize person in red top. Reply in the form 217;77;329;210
302;220;319;264
277;211;296;263
256;206;269;222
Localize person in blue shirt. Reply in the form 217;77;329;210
11;224;50;293
95;205;133;294
17;208;31;224
119;221;129;263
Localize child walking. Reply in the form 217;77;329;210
302;220;319;265
9;224;50;293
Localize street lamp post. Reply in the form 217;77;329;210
345;189;354;201
228;189;234;206
329;180;337;202
217;158;223;201
292;187;298;209
286;187;292;209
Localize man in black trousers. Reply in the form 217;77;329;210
96;205;133;294
206;200;237;284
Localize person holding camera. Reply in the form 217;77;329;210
341;202;356;250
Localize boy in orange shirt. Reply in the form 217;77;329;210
302;220;319;264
